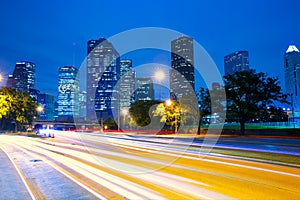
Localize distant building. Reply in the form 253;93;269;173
8;61;36;91
284;45;300;113
78;91;87;121
37;93;55;121
119;59;135;110
57;66;79;121
6;75;13;88
170;36;195;100
135;78;154;101
212;82;221;90
28;88;40;101
224;50;249;75
86;38;120;121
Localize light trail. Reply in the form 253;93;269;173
1;133;300;199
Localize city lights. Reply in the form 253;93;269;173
154;70;165;82
36;105;44;113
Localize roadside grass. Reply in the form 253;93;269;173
189;146;300;166
3;131;38;138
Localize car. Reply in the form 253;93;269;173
36;129;55;138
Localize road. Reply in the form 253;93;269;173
0;131;300;199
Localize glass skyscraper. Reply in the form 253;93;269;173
86;38;120;121
135;78;154;101
224;50;249;75
8;61;36;91
170;36;195;100
119;59;135;110
57;66;79;121
284;45;300;112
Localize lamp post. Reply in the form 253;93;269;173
121;108;129;130
291;93;295;129
288;93;295;129
165;99;178;133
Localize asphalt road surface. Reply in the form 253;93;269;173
0;131;300;199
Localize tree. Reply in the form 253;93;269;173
224;70;289;135
153;100;181;131
197;87;226;134
0;87;39;131
103;117;118;130
129;100;162;127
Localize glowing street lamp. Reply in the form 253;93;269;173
165;99;178;133
165;99;172;107
154;70;165;82
36;105;44;113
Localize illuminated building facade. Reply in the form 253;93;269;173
135;78;154;101
224;50;249;75
119;59;135;110
170;36;195;100
57;66;79;121
284;45;300;112
9;61;36;91
86;38;120;121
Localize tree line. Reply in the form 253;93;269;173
129;70;290;135
0;87;39;131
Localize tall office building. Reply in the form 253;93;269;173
135;78;154;101
6;75;13;88
86;38;120;121
170;36;195;100
224;50;249;75
284;45;300;112
119;59;135;110
8;61;36;91
57;66;79;121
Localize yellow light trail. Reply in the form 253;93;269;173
1;133;300;199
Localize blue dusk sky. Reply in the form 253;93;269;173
0;0;300;98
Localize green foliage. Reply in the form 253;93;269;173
129;100;162;127
152;100;181;129
224;70;288;134
0;87;39;131
103;117;118;130
198;87;226;124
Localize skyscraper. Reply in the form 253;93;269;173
9;61;36;91
135;78;154;101
6;75;13;88
224;50;249;75
57;66;79;121
170;36;195;100
284;45;300;111
119;59;135;110
86;38;120;121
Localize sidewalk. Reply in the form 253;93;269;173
0;147;32;200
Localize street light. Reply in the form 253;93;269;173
165;99;178;133
165;99;172;107
289;93;295;129
121;108;129;130
36;105;44;113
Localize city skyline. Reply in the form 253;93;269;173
0;0;300;97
